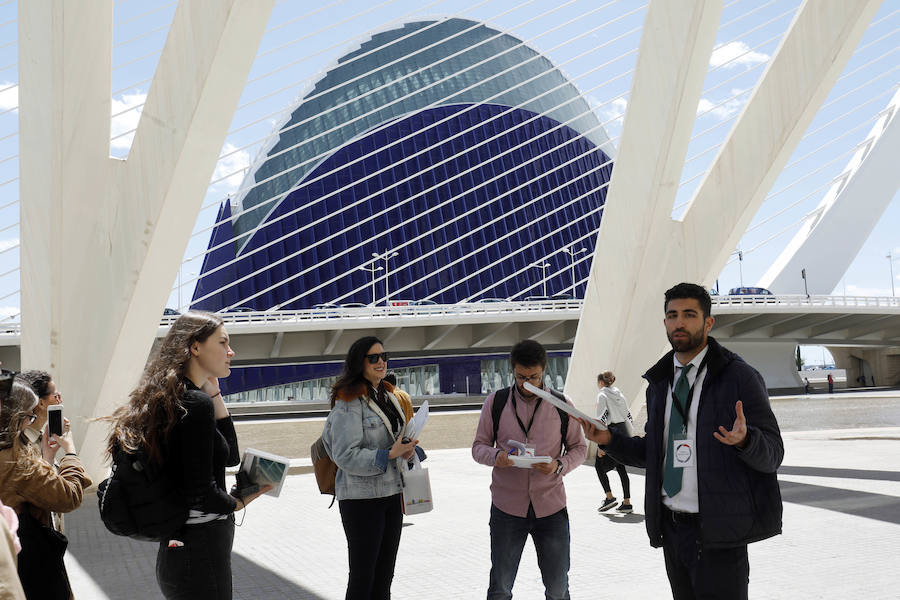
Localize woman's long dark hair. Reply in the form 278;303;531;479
106;311;224;463
330;336;383;407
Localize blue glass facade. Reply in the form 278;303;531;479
190;18;615;397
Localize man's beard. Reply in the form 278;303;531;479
667;327;706;353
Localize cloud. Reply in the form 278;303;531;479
0;81;18;113
0;238;18;252
210;142;251;194
591;96;627;139
697;88;748;119
710;41;770;69
110;92;147;152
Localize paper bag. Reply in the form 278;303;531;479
401;456;433;515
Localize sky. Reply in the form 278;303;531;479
0;0;897;325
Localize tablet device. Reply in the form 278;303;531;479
238;448;291;498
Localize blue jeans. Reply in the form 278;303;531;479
488;504;570;600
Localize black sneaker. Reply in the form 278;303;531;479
598;497;618;512
617;503;633;513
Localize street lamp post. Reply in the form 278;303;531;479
373;250;399;305
562;245;588;297
888;251;896;297
801;268;809;298
732;249;744;289
358;262;383;306
530;261;551;297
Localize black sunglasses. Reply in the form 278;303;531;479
365;352;389;364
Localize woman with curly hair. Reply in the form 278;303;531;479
0;370;91;599
106;311;268;600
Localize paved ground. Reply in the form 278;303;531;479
63;396;900;599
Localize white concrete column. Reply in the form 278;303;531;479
565;0;724;410
19;0;274;480
760;88;900;294
567;0;880;414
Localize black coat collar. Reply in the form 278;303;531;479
643;336;733;385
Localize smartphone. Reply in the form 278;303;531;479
47;404;63;437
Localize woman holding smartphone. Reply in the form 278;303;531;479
323;336;421;600
106;311;269;600
0;372;91;599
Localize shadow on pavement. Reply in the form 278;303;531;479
780;466;900;481
65;499;330;599
779;481;900;526
600;512;645;525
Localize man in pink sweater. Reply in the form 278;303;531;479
472;340;587;600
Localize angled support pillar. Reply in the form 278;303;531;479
19;0;274;480
565;0;724;409
760;87;900;294
567;0;879;410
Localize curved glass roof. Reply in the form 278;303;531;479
233;17;613;247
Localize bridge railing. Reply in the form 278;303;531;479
711;294;900;308
160;299;585;327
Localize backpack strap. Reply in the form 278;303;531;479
490;387;510;446
491;386;568;456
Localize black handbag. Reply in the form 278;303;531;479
16;509;71;600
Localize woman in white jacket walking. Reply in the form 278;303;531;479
595;371;632;513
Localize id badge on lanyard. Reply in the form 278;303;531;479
672;357;707;469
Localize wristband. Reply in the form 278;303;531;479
64;453;77;457
210;392;222;400
554;459;564;475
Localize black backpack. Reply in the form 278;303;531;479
490;386;569;456
97;446;188;542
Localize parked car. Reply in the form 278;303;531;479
550;293;575;301
523;295;551;302
340;302;367;308
163;307;181;316
474;297;507;303
412;299;437;305
728;287;773;295
311;303;340;318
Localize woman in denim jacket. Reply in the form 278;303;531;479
323;336;420;600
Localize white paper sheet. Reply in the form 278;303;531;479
403;400;429;440
508;455;552;468
523;382;607;430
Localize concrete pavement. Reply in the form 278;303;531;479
64;422;900;599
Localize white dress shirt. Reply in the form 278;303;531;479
662;344;709;513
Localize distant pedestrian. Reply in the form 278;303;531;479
803;378;810;394
383;372;412;405
594;372;633;514
827;373;834;394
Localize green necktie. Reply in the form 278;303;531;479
663;363;693;498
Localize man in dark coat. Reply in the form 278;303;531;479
581;282;783;600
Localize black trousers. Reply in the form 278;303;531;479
661;507;749;600
156;517;235;600
594;455;631;498
339;494;404;600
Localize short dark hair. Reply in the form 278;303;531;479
664;283;712;318
383;372;398;386
510;339;547;369
19;370;52;398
